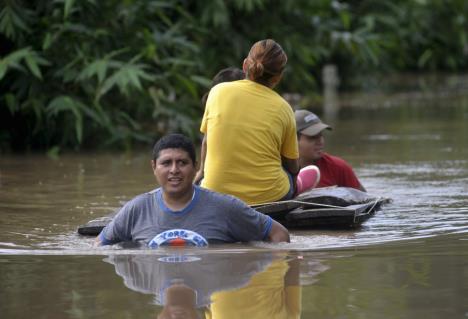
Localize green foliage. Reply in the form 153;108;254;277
0;1;33;40
0;0;467;152
0;47;50;79
0;0;205;151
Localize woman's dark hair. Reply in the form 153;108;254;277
244;39;287;87
152;134;196;165
201;67;245;107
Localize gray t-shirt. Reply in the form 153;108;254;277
100;186;273;245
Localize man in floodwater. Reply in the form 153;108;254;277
295;110;366;192
95;133;289;246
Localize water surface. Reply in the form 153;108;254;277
1;102;467;318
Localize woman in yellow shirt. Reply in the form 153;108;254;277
197;39;299;205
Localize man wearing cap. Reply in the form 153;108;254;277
295;110;366;192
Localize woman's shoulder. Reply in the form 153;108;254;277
211;79;247;92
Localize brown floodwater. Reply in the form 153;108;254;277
1;101;467;318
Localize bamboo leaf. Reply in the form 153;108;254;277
190;75;212;88
99;73;119;97
42;33;53;50
4;94;18;114
160;57;196;67
0;62;7;79
0;7;15;39
175;74;197;98
2;47;29;63
0;5;30;39
418;49;433;68
99;62;155;98
24;54;43;79
78;59;111;83
47;96;75;115
64;0;76;19
117;111;141;130
47;96;84;143
340;11;351;29
0;48;36;79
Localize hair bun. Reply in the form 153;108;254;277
249;60;264;80
245;39;287;86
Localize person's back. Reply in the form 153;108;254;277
201;79;297;204
200;39;299;205
314;152;362;189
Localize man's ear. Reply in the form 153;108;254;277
151;159;156;170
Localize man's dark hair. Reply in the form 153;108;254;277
152;134;196;165
201;67;245;107
211;67;245;86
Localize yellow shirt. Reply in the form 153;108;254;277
200;79;299;205
206;259;302;319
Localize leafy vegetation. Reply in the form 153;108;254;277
1;0;467;152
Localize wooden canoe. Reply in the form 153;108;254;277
77;186;390;236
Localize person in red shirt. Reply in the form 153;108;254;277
294;109;366;192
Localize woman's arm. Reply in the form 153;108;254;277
194;134;207;185
282;156;299;176
282;156;299;193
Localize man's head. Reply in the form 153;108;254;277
212;67;245;86
152;134;196;164
201;67;245;107
157;284;200;319
295;110;332;163
151;134;197;197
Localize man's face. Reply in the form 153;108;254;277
152;148;196;197
158;284;199;319
298;132;325;162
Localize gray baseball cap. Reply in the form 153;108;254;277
294;109;332;136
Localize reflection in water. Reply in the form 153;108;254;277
106;251;274;318
1;240;466;318
105;251;330;319
208;257;302;319
208;254;330;319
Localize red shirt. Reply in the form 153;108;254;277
315;153;362;189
